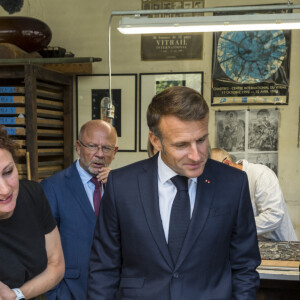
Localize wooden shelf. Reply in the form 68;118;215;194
0;57;102;75
43;63;93;75
0;64;73;181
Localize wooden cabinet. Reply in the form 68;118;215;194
257;258;300;299
0;64;73;181
257;279;300;300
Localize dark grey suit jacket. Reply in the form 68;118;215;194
88;155;261;300
42;162;97;300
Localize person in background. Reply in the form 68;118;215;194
41;120;118;300
0;126;64;300
87;86;260;300
211;148;298;241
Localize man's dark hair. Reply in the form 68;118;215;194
147;86;209;138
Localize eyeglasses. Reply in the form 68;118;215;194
79;140;118;154
221;157;227;163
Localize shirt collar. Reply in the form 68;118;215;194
157;152;197;185
76;159;93;184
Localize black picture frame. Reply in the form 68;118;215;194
211;7;290;106
139;72;203;151
76;74;137;152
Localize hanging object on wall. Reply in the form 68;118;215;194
140;0;204;60
0;0;23;14
215;108;280;174
211;7;290;106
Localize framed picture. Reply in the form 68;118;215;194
215;109;279;174
140;0;204;60
76;74;137;152
211;8;290;106
139;72;203;151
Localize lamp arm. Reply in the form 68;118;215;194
111;4;300;17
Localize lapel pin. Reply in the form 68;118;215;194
205;179;210;183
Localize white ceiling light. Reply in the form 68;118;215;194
118;13;300;34
105;4;300;118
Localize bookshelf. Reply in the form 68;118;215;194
0;64;73;182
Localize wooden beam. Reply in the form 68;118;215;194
42;63;93;75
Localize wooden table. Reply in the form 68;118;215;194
257;260;300;300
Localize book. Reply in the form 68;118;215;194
0;95;24;103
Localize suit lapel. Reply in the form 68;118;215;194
138;156;174;269
65;163;96;224
176;160;216;268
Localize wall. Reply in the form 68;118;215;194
3;0;300;239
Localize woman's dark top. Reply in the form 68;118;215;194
0;180;56;288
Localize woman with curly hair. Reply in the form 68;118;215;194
0;126;65;300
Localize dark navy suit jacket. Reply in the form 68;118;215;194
41;162;97;300
87;156;261;300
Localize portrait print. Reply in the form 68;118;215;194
248;109;279;151
215;110;246;152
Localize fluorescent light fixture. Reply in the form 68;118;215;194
118;13;300;34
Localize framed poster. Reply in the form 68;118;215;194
76;74;137;152
215;108;279;174
141;33;203;61
139;72;203;151
211;8;290;106
141;0;204;60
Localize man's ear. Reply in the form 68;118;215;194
223;159;232;166
76;140;81;156
149;131;162;152
112;147;119;159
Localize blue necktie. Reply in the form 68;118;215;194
168;175;191;264
91;177;101;217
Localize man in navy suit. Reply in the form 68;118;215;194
41;120;118;300
88;86;261;300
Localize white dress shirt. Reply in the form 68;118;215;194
238;159;298;241
76;160;104;211
157;153;197;242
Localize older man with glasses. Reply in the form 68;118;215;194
41;120;118;300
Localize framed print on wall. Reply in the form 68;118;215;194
76;74;137;152
140;0;204;61
215;108;279;174
139;72;203;151
211;7;290;106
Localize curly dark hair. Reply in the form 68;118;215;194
0;125;19;160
